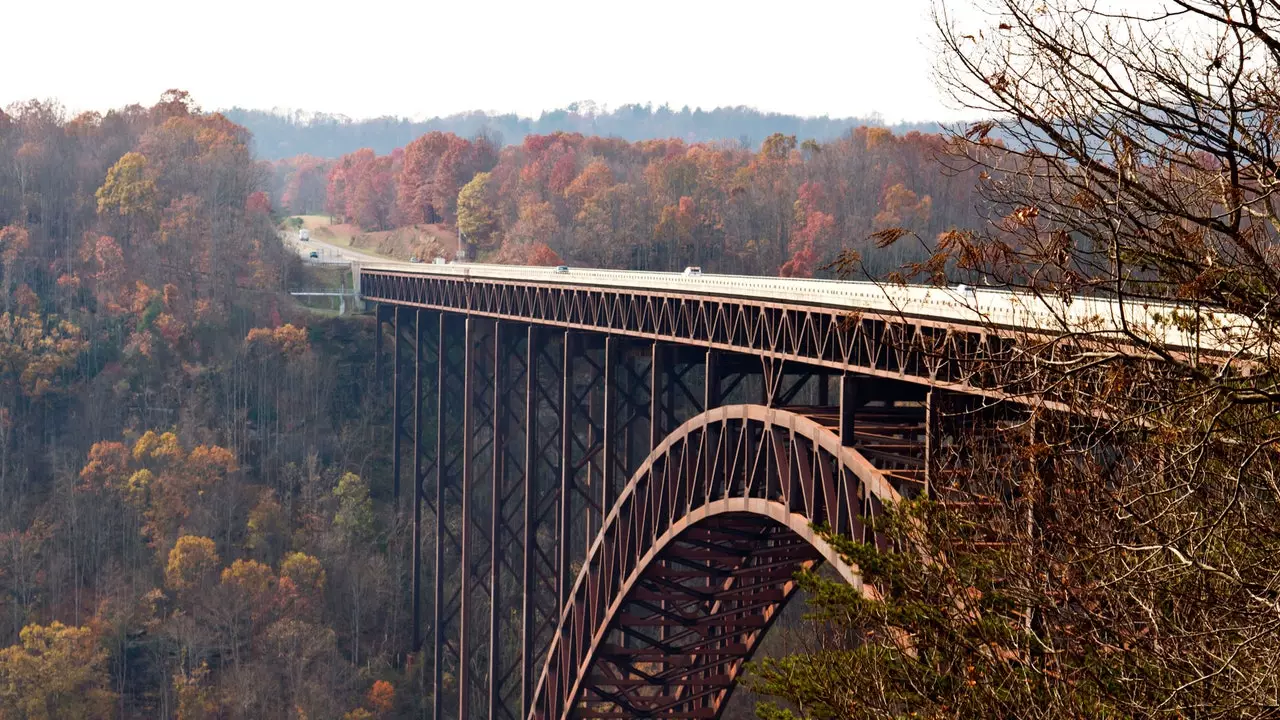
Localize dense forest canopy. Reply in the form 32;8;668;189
272;127;981;277
227;104;944;160
0;90;403;718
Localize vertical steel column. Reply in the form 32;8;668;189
432;313;445;720
705;349;722;411
433;312;457;720
413;309;424;653
601;336;617;519
460;317;474;720
488;322;503;720
649;342;667;452
558;331;577;611
521;329;562;717
393;307;404;499
520;325;537;719
840;373;858;447
375;304;385;388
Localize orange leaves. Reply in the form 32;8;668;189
491;238;563;267
565;160;614;204
221;559;277;622
79;441;131;491
875;183;933;230
279;552;326;620
526;242;563;267
0;225;29;265
366;681;394;717
1004;205;1040;228
187;445;238;487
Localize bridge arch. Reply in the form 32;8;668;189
530;404;909;720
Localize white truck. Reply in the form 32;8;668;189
299;229;310;242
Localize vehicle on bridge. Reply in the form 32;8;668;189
308;250;318;259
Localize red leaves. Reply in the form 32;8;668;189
245;191;271;215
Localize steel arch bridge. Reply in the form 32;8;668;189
361;264;1015;720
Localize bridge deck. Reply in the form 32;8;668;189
357;261;1244;351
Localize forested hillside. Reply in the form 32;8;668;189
0;92;406;718
0;89;978;718
228;105;943;160
273;128;980;277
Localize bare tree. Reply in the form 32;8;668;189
751;1;1280;718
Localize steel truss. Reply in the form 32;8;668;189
361;271;1030;397
530;404;926;720
381;299;942;720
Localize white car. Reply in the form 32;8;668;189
683;266;702;276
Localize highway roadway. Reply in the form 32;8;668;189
281;230;381;265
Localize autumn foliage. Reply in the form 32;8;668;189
288;127;977;276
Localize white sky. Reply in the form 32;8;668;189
3;0;966;122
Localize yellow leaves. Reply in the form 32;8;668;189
0;622;114;719
165;535;220;593
0;312;87;398
280;552;326;597
173;661;217;720
245;324;311;358
125;469;154;507
456;172;499;247
95;151;158;217
133;430;185;464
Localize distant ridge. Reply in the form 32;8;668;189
224;104;945;160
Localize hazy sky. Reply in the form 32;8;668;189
5;0;962;122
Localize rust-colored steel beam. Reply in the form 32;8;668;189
359;271;1019;397
412;310;423;653
490;321;528;720
527;403;926;720
435;313;467;720
373;282;956;719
